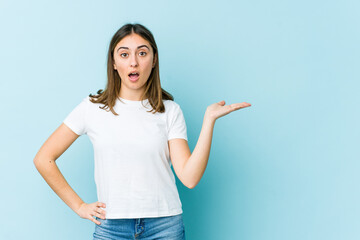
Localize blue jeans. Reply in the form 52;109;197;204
93;213;186;240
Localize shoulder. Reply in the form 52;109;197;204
84;95;102;107
163;99;181;109
76;96;96;112
83;96;90;103
76;96;91;108
163;99;182;114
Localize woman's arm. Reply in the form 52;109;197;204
169;100;251;189
180;116;215;189
33;123;84;215
33;123;107;224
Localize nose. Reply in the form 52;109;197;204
130;53;138;67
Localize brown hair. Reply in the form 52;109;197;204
89;23;174;115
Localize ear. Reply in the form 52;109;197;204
113;63;117;70
152;53;157;68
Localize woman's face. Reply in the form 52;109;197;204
113;33;156;98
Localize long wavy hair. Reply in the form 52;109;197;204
89;23;174;115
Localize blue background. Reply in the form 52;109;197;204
1;0;359;239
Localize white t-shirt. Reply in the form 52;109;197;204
63;96;188;219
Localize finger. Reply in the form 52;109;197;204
95;202;106;216
93;208;105;219
244;102;252;107
228;104;240;110
98;207;107;218
230;103;251;109
97;202;106;208
95;207;107;218
96;207;106;214
99;208;107;217
90;215;101;225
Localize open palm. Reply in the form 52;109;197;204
206;100;252;121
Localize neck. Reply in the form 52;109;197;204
118;90;147;101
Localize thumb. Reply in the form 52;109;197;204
218;100;225;105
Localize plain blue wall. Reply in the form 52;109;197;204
1;0;359;239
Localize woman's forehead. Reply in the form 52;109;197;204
116;34;150;50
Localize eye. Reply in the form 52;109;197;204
120;53;128;58
139;51;147;56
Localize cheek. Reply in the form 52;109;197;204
143;60;153;71
117;66;127;77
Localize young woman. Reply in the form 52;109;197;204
33;23;251;240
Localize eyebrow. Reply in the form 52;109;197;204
117;45;150;52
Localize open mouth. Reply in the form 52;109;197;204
128;72;140;81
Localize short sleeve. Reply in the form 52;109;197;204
167;103;188;141
63;97;88;136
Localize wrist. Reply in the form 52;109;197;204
75;201;85;215
204;113;216;124
204;111;216;123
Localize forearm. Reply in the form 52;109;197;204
182;115;215;189
33;158;84;215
